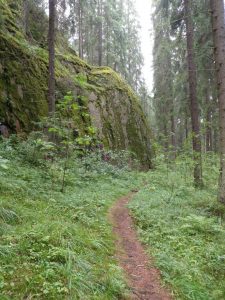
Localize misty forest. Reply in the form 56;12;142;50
0;0;225;299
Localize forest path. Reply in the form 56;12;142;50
109;191;172;300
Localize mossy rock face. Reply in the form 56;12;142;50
0;34;48;130
0;0;153;167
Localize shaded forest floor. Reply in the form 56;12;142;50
0;138;225;299
0;139;145;299
129;155;225;300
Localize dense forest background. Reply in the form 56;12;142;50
0;0;225;299
152;0;216;154
152;0;225;200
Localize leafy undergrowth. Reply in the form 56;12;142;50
0;139;143;299
129;154;225;300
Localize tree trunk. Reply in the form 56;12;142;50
98;0;103;66
210;0;225;203
78;0;83;59
184;0;203;187
205;86;212;152
171;109;176;157
106;10;110;66
127;2;131;75
48;0;56;115
23;0;29;35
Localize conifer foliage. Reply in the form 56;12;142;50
65;0;145;93
23;0;148;100
152;0;219;187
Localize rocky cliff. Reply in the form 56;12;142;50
0;0;153;167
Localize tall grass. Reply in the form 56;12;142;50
129;154;225;300
0;138;143;299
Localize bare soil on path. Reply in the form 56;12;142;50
109;191;172;300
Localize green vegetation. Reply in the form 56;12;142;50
0;137;144;299
129;154;225;300
1;134;225;299
0;0;153;166
1;1;225;299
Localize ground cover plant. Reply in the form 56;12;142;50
129;154;225;300
0;137;144;299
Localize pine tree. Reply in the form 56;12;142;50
23;0;29;34
184;0;203;187
153;0;177;154
210;0;225;203
59;0;144;93
152;0;219;165
48;0;56;115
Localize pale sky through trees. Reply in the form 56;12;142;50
134;0;153;92
45;0;154;92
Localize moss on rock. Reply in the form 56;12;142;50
0;0;153;167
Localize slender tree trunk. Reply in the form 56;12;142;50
210;0;225;203
48;0;56;115
166;37;176;157
106;12;109;66
185;115;188;140
205;114;212;152
98;0;103;66
23;0;29;35
127;3;131;75
163;123;169;154
89;15;94;64
185;86;189;141
205;86;212;151
213;122;219;153
78;0;83;59
184;0;203;187
162;15;176;157
171;109;176;157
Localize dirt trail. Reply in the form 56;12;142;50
109;191;172;300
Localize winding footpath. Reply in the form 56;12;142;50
109;191;172;300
